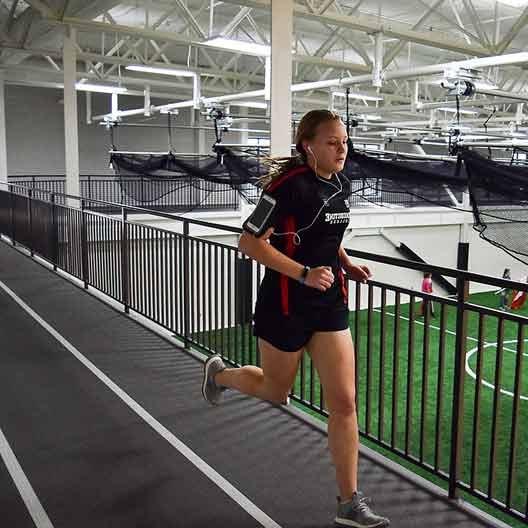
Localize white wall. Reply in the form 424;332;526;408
5;85;237;175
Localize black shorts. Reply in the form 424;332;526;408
253;308;349;352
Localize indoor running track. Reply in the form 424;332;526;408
0;239;497;528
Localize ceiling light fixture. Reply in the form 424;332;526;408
202;37;270;57
437;107;479;115
333;91;383;101
75;83;128;94
125;65;197;77
230;101;268;109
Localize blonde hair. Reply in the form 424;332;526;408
259;109;342;189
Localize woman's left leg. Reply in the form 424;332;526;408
307;329;389;528
306;328;358;500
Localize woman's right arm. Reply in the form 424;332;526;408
238;228;333;291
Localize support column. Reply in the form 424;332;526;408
270;0;293;157
0;73;8;187
63;27;80;198
239;106;249;145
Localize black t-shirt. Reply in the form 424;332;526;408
243;164;351;316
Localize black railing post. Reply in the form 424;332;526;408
121;207;130;313
51;193;58;270
27;188;33;256
10;185;16;246
80;199;89;289
448;241;470;499
183;219;191;350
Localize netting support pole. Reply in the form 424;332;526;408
448;242;470;499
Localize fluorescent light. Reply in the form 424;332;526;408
437;107;479;115
359;114;382;121
203;37;270;57
230;101;268;109
334;91;383;102
125;65;196;77
75;83;127;94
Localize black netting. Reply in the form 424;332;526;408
462;149;528;263
342;150;467;208
110;144;528;264
110;147;265;208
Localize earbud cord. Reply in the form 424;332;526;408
273;149;343;245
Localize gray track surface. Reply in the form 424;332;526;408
0;240;496;528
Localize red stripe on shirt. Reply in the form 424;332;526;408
267;165;309;193
339;269;348;305
280;216;297;316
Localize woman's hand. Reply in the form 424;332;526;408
305;266;335;291
343;262;372;283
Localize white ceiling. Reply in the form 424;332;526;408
2;0;528;140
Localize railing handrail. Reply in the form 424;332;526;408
2;182;243;234
346;248;528;291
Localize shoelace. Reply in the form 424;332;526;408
356;496;372;513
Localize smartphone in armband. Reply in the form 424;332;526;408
243;193;277;237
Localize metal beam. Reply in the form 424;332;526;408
173;0;207;39
5;0;20;35
300;0;369;79
383;0;445;68
497;5;528;54
218;0;491;56
3;0;123;64
461;0;491;49
220;6;252;37
39;17;370;74
24;0;58;18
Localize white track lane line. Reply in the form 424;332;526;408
0;427;54;528
0;279;282;528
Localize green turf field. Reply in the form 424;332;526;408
192;289;528;526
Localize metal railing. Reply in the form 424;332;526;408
1;182;527;526
8;175;240;213
8;174;469;211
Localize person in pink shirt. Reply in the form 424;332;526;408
419;272;435;317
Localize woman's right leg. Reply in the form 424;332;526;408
214;339;303;404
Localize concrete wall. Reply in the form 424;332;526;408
4;85;236;175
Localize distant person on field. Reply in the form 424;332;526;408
419;272;435;317
510;274;528;311
497;268;512;311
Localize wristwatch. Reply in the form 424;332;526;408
299;265;310;284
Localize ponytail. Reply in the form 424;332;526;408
259;109;341;190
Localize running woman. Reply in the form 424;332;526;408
202;110;389;528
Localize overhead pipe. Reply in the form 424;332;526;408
94;51;528;122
